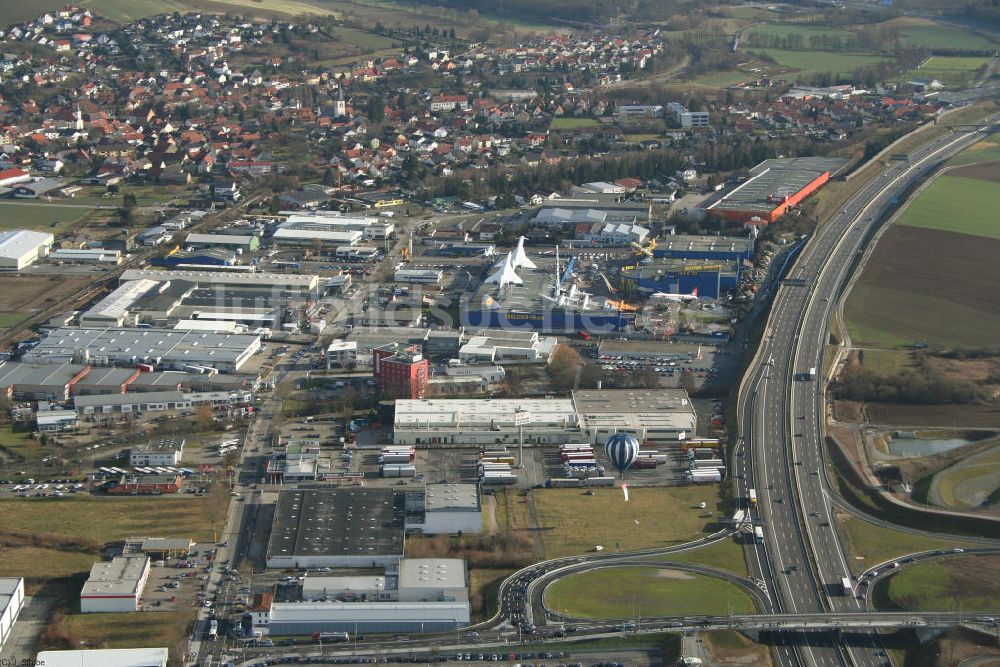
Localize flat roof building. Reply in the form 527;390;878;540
80;556;150;613
185;233;259;252
458;329;557;365
621;258;741;299
271;227;362;247
0;577;24;652
128;437;185;467
256;558;469;635
654;234;754;263
0;229;54;270
393;397;579;445
123;537;194;559
120;269;319;295
35;648;168;667
405;484;482;535
572;389;696;442
266;488;405;569
23;327;262;373
704;157;847;224
79;280;161;328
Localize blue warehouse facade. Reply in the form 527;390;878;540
621;258;741;299
653;234;754;264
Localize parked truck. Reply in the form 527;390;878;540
754;526;765;544
208;620;218;640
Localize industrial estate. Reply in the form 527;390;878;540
0;2;997;667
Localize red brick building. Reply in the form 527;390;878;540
372;344;428;399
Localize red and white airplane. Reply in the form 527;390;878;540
650;287;699;302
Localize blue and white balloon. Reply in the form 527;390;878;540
604;432;639;477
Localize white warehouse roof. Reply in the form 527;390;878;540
394;398;577;429
35;648;168;667
120;269;319;291
0;229;54;259
81;280;160;322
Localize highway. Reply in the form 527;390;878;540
735;114;998;667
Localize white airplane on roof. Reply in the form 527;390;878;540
650;287;699;302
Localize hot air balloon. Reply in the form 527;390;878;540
604;432;639;478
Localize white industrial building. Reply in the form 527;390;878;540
326;340;359;368
0;229;54;270
129;437;185;467
254;558;469;635
458;329;557;365
280;213;394;241
392;389;697;445
23;328;262;373
119;269;320;296
572;389;697;442
271;227;362;247
79;556;150;613
261;600;468;636
79;279;160;328
407;483;482;534
394;269;443;284
36;648;168;667
393;397;579;445
49;248;122;265
73;389;250;417
0;577;24;652
585;222;650;245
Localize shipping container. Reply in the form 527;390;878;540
630;458;657;470
587;477;616;487
380;464;416;478
379;453;413;464
690;458;725;470
564;458;598;467
546;478;582;488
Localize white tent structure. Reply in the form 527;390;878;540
510;236;537;270
483;253;522;287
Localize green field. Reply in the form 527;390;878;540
903;56;990;87
949;139;1000;166
654;536;749;577
691;69;752;88
545;566;757;619
838;516;975;574
549;117;601;130
896;22;997;51
858;349;914;375
530;487;723;558
0;202;89;234
895;176;1000;240
750;48;890;77
0;496;220;546
874;555;1000;612
0;312;27;328
749;24;856;42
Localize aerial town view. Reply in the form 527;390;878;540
0;0;997;666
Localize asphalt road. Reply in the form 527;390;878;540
735;116;998;667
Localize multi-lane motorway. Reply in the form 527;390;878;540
735;117;999;667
